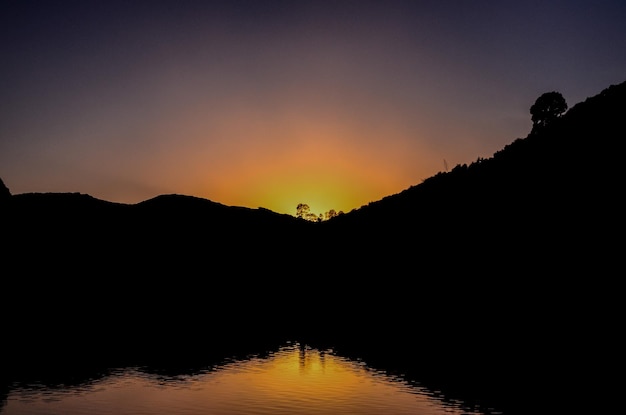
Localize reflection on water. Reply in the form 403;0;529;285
2;342;500;415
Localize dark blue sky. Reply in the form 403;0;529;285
2;0;625;214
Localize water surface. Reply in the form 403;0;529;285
2;342;500;415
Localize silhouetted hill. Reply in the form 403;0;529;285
0;177;10;200
319;80;623;273
2;80;624;414
3;191;310;273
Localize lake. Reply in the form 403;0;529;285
1;341;502;415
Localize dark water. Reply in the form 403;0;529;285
1;342;502;415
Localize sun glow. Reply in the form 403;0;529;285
183;121;408;216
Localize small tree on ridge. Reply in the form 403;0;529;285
530;91;568;133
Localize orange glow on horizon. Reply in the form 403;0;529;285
171;112;440;216
6;89;446;216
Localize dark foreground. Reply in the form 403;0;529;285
2;269;621;415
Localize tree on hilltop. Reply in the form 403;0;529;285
296;203;343;222
296;203;319;221
530;91;568;133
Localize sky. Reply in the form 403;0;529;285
2;0;625;216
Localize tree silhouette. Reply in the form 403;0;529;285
296;203;318;221
325;209;338;220
296;203;310;219
296;203;342;221
530;91;568;132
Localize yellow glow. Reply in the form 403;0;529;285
187;120;420;215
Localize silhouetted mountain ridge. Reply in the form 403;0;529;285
135;193;304;225
333;79;623;221
3;76;623;250
317;80;623;276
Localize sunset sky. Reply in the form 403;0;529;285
2;1;625;216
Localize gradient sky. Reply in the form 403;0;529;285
2;1;625;216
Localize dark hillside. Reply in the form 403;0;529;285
4;191;309;273
322;80;624;274
2;190;312;374
0;177;10;200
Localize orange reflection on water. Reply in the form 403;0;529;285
4;343;491;415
